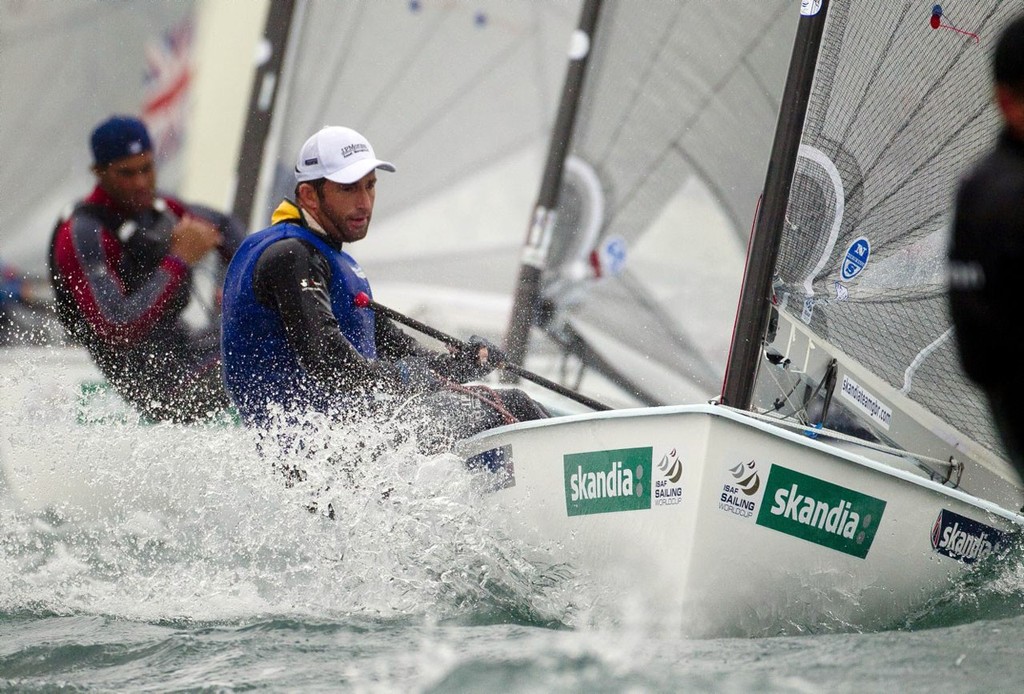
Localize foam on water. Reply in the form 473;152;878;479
4;348;1024;646
0;393;591;628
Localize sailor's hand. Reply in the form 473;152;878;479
169;215;223;265
466;335;505;368
450;335;504;382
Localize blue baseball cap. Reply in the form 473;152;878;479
90;116;152;167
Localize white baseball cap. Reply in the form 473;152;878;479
294;126;396;184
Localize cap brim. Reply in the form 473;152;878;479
324;159;396;184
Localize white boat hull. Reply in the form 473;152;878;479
458;404;1024;637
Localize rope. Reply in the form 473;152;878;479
442;380;519;425
730;404;961;485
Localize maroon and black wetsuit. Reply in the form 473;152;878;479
49;185;239;422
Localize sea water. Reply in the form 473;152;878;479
2;384;1024;691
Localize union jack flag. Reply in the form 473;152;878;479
142;17;194;163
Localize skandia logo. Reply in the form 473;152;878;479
564;447;651;517
756;465;886;558
931;509;1006;564
340;143;369;158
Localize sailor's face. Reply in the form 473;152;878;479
94;151;157;214
997;84;1024;141
314;174;377;244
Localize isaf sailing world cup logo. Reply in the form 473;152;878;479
654;448;683;505
718;460;761;518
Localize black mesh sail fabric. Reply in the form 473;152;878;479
766;1;1023;457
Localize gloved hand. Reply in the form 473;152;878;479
395;356;442;392
467;335;506;366
451;335;505;382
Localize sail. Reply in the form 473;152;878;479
509;0;799;406
0;0;196;275
756;0;1023;458
242;1;580;263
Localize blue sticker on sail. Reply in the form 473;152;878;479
841;237;870;281
602;236;628;276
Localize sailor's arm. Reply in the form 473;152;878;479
52;209;190;345
252;238;407;389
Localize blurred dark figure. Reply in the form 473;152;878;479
949;14;1024;478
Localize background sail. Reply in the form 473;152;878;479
0;0;196;276
235;0;590;374
762;0;1023;456
519;0;799;407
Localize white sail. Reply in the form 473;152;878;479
0;0;197;275
505;0;800;407
239;0;582;319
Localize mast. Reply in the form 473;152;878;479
230;0;298;230
720;0;831;409
502;0;604;373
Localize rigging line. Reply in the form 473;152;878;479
731;405;961;480
901;327;952;395
539;320;665;406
